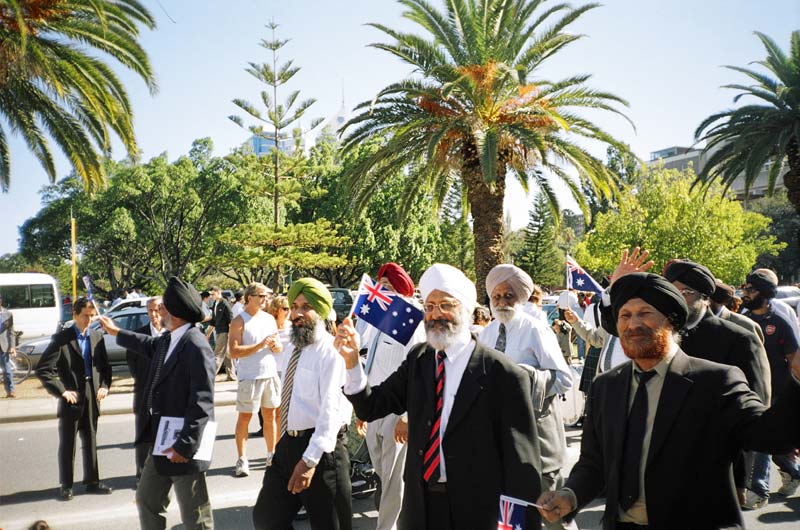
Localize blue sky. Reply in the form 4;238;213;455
1;0;797;256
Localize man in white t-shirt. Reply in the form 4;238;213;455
229;282;282;477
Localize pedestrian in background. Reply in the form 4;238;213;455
206;286;236;381
1;294;17;398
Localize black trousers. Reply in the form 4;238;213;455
424;486;454;530
253;430;351;530
134;440;153;480
58;380;100;487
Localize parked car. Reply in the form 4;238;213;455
16;307;150;369
107;296;156;314
329;288;354;322
776;285;800;310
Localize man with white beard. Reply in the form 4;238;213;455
336;263;542;530
479;264;574;530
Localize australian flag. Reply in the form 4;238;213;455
498;495;529;530
566;255;603;295
352;274;424;346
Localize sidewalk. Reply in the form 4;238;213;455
0;379;239;424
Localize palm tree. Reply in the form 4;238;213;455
0;0;157;192
341;0;632;298
695;31;800;214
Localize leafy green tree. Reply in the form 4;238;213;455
0;0;157;191
294;135;441;287
341;0;632;298
229;21;322;227
583;145;642;230
695;31;800;213
517;193;564;288
575;166;784;284
748;193;800;282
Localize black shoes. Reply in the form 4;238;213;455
59;486;74;501
86;482;113;495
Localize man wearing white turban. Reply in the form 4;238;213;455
336;263;543;530
480;264;575;530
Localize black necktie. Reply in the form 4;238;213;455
146;332;171;412
619;370;656;511
495;323;507;353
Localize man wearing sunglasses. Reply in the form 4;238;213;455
228;282;282;477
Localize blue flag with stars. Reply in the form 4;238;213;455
498;495;530;530
566;255;603;295
353;274;424;346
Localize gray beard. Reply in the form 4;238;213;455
491;304;517;324
291;317;319;348
425;308;468;352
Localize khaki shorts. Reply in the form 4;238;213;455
236;376;281;412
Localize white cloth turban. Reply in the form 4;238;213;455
485;264;534;303
419;263;477;313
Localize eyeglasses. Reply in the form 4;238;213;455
678;288;698;297
255;294;269;298
741;286;758;293
424;301;459;314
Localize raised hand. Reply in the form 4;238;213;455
610;246;655;285
334;317;360;369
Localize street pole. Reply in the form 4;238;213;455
71;209;77;301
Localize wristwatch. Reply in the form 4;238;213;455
302;456;317;469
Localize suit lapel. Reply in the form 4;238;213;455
418;344;436;412
155;328;188;386
607;362;633;476
647;350;693;466
444;342;485;439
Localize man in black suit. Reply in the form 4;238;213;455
100;277;216;530
125;295;165;481
537;271;800;529
336;263;542;530
37;297;113;501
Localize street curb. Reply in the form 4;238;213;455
0;397;237;424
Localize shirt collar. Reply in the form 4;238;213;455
168;322;191;343
442;328;473;362
73;324;89;339
150;324;163;336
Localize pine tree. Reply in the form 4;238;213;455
517;193;564;288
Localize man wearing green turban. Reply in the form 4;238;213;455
253;277;352;530
287;278;334;319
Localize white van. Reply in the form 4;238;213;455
0;273;63;343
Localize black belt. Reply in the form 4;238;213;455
617;523;648;530
285;425;348;439
425;481;447;494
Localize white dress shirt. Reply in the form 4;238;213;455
149;324;165;337
521;302;549;325
285;332;351;466
479;311;573;394
345;328;474;482
164;323;191;364
360;321;426;387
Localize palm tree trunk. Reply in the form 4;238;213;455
785;139;800;215
463;160;506;304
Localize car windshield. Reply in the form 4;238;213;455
331;290;352;304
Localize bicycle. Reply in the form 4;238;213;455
1;331;33;386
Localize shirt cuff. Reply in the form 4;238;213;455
344;364;368;395
302;449;321;468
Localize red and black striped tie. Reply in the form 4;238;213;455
423;350;447;482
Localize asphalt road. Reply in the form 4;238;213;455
0;406;797;529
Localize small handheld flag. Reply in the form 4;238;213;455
566;255;603;295
352;274;424;346
498;495;541;529
82;275;95;301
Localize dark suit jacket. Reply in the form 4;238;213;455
117;325;215;476
567;350;800;530
36;326;112;419
347;338;542;530
718;306;765;344
126;324;154;414
680;311;771;404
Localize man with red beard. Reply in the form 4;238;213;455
536;272;800;529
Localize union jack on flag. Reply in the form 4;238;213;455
566;255;603;295
352;274;424;346
498;495;529;530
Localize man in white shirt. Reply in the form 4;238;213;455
336;263;542;530
522;284;549;325
479;264;574;530
252;278;352;530
357;263;425;530
231;291;245;319
228;283;282;477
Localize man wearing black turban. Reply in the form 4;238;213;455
536;270;800;530
100;276;216;530
661;260;770;406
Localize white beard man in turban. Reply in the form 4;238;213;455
479;264;576;530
